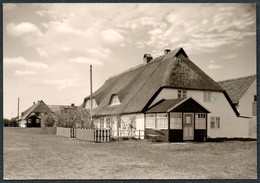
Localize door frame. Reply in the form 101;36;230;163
183;113;194;141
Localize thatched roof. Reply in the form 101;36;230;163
48;105;77;114
83;47;225;117
218;75;256;104
21;100;53;120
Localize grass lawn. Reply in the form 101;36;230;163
3;127;257;180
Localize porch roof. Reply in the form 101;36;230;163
145;97;210;113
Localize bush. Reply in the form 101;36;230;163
4;118;19;127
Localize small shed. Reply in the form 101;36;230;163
26;116;41;127
145;97;210;142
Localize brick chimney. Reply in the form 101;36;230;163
33;102;35;105
164;49;171;55
143;54;153;64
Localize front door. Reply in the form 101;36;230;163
183;113;194;141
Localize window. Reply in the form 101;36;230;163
28;119;32;124
109;94;121;105
216;117;220;128
170;113;182;129
204;91;212;102
254;95;257;102
210;117;215;128
130;117;136;129
105;118;111;129
156;113;168;129
146;114;155;128
36;119;40;124
210;117;220;128
85;99;98;109
178;90;187;98
195;113;206;129
100;118;104;129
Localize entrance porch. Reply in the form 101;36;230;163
145;97;210;142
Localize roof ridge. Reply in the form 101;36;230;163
217;74;256;83
107;48;184;81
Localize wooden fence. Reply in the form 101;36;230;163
111;129;145;140
56;127;145;142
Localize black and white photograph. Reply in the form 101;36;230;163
3;3;257;180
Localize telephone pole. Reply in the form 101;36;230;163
90;65;93;122
17;97;20;120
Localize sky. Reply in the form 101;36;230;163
3;3;256;119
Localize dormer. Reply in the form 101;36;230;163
84;98;98;109
109;94;121;105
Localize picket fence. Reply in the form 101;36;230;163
56;127;144;143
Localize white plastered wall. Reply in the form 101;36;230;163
19;120;27;127
149;88;252;138
238;80;256;117
120;114;145;139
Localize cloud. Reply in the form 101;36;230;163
87;47;111;58
101;29;125;43
149;28;163;35
14;70;36;75
36;47;49;58
43;79;80;89
4;57;48;69
220;54;237;59
69;57;102;65
61;46;70;52
6;22;42;37
208;63;222;69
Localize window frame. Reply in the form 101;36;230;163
146;113;156;129
109;94;121;105
210;117;215;128
204;91;212;102
155;113;168;129
178;89;187;99
195;113;206;129
170;112;182;129
85;98;98;109
216;117;220;128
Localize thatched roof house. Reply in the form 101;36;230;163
20;100;53;127
82;47;255;141
83;48;236;116
218;74;256;117
218;74;256;105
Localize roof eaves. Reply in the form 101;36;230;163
223;91;240;117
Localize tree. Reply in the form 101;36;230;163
4;118;11;127
43;113;58;127
55;107;93;128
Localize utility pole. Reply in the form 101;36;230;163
90;65;93;122
17;97;20;120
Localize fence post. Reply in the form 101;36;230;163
94;130;96;142
109;130;111;142
99;129;101;142
105;129;107;142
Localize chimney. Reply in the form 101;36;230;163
71;103;75;107
164;49;171;55
33;102;35;105
143;54;153;64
